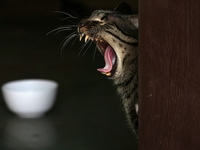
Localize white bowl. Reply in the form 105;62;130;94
1;79;58;118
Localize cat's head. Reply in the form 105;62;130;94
78;2;138;80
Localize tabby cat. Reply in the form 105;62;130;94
50;2;138;135
77;2;139;135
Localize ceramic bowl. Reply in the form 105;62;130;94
1;79;58;118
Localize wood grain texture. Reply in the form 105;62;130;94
139;0;200;149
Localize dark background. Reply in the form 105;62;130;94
0;0;138;149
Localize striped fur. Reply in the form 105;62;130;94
78;2;139;135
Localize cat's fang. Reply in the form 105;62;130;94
80;34;83;41
85;35;89;42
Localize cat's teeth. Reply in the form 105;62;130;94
85;35;89;42
101;72;107;75
101;72;111;76
105;72;111;76
80;34;83;41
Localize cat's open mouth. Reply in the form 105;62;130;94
80;34;117;77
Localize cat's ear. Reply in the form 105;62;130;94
131;16;139;29
114;2;133;15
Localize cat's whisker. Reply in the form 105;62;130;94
54;28;75;35
62;33;78;48
47;26;75;35
71;35;79;46
60;25;78;28
78;40;90;57
48;11;80;59
67;25;78;28
60;33;78;58
57;9;80;20
81;39;94;57
54;11;79;19
60;32;78;52
53;11;79;26
93;46;98;63
78;33;96;57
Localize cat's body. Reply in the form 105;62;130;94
77;2;139;135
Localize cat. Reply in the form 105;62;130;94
49;2;139;136
77;2;139;136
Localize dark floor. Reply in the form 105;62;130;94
0;6;137;150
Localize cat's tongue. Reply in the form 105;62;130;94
97;45;116;74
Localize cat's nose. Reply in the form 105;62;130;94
78;20;100;28
78;20;98;34
78;20;90;28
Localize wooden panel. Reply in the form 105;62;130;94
139;0;200;149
